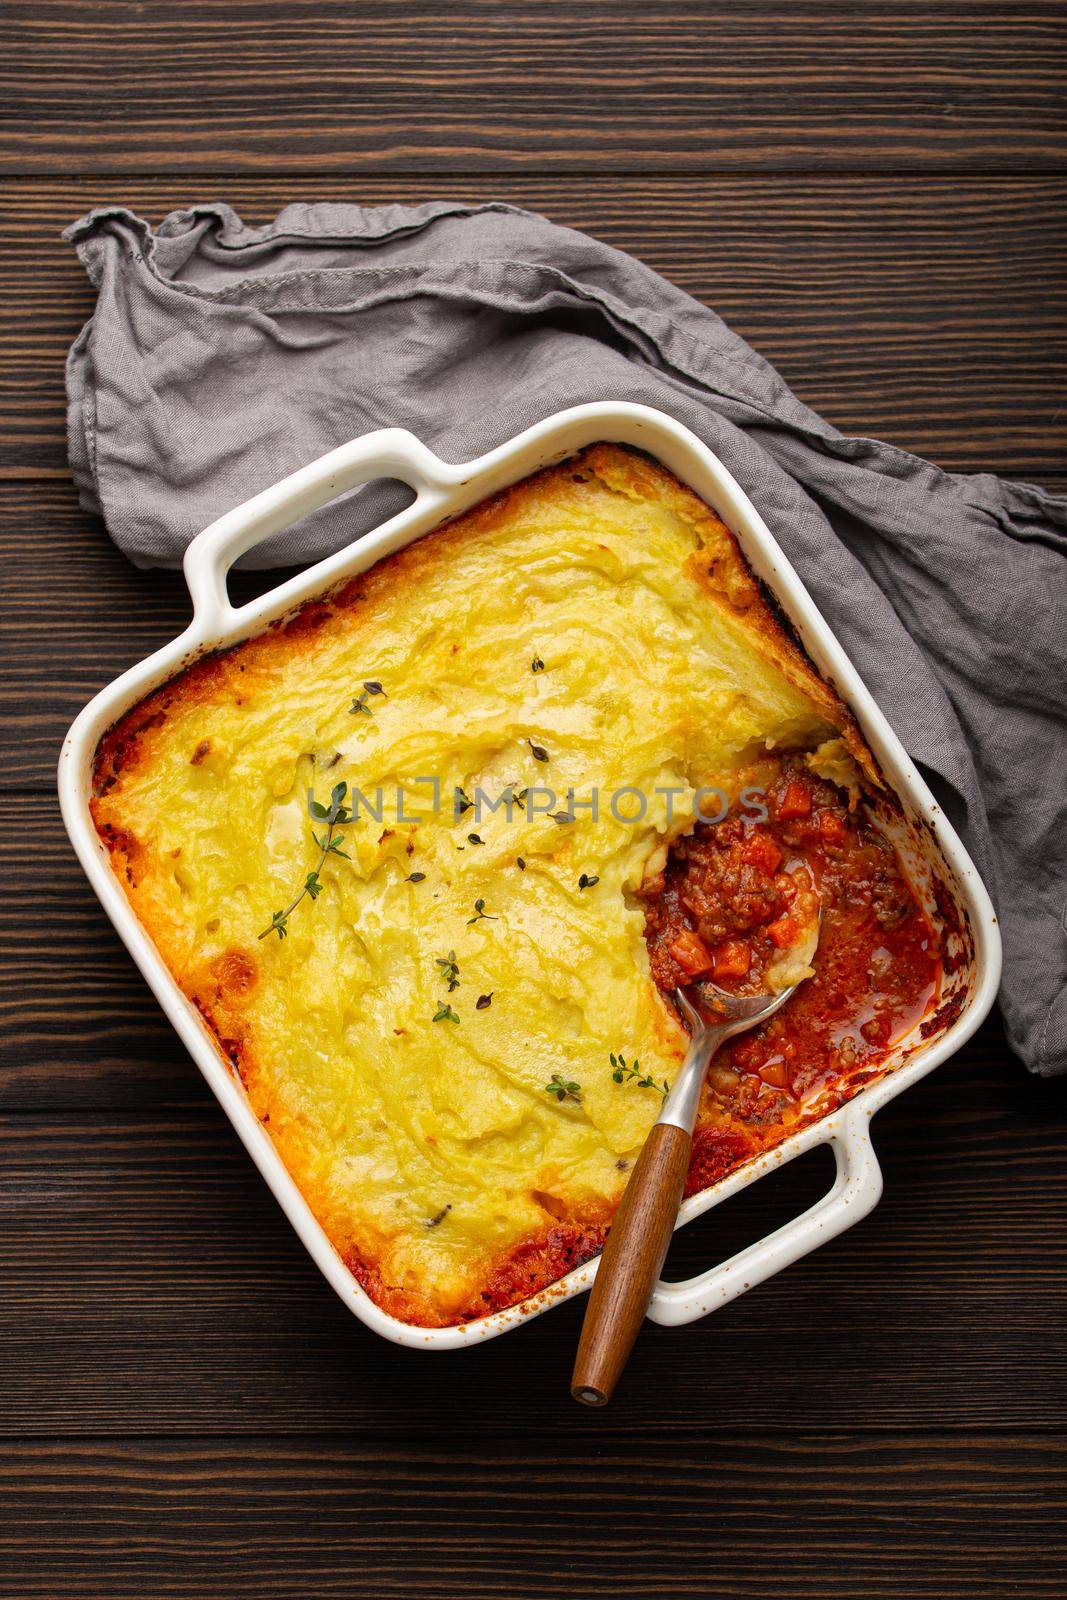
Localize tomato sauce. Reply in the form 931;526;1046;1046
642;756;940;1194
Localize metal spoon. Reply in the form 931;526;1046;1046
570;978;803;1408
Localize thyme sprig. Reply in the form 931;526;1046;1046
545;1073;582;1104
259;781;352;940
351;680;386;716
467;898;499;924
610;1052;670;1100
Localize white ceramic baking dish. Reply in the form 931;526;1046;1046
59;402;1001;1349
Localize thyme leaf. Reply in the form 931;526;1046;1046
531;655;545;674
527;740;550;763
313;831;351;861
545;1073;582;1104
578;872;599;890
433;1002;460;1024
476;993;493;1010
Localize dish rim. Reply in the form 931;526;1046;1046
58;402;1002;1348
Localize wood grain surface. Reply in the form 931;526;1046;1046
2;3;1065;1597
2;1;1066;174
0;1436;1063;1600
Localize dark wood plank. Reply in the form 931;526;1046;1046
0;795;206;1107
0;1434;1062;1599
2;2;1066;175
4;175;1065;483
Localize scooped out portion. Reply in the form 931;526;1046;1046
650;839;820;999
641;753;940;1131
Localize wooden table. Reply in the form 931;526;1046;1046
2;5;1066;1596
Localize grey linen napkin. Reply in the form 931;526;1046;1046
64;201;1067;1076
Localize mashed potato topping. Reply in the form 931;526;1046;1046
91;444;873;1325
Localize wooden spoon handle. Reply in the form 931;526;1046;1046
571;1121;692;1407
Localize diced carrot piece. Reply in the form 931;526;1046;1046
667;929;715;978
759;1060;790;1090
766;915;798;949
741;832;783;875
713;940;752;980
818;810;846;843
776;780;813;821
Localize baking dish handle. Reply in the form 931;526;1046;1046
645;1105;883;1327
183;429;460;630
